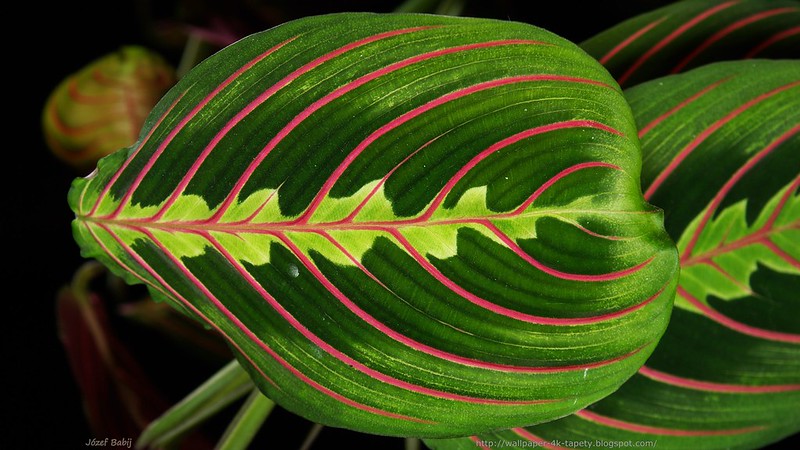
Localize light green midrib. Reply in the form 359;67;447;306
76;208;657;234
681;222;800;269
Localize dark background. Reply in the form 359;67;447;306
10;0;798;448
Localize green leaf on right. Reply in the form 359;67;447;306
426;59;800;450
581;0;800;87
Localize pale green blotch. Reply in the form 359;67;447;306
401;223;499;260
211;231;278;266
351;184;405;222
307;181;381;224
328;229;390;262
160;194;214;222
429;186;495;221
149;228;211;259
491;215;539;242
116;201;165;220
285;231;361;267
217;189;287;224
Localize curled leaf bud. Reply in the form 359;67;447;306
43;46;176;171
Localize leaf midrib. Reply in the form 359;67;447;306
78;208;652;234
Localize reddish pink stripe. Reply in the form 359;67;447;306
297;78;614;224
102;38;295;220
639;365;800;393
469;436;492;450
211;39;549;223
151;28;431;222
638;78;730;138
138;226;431;423
480;220;654;282
762;239;800;271
274;233;627;381
599;18;667;65
576;410;764;436
86;92;185;216
672;7;799;73
83;222;171;299
94;223;279;390
511;161;622;215
617;1;739;86
316;230;654;371
208;231;549;404
388;227;654;325
745;26;800;58
678;286;800;343
681;124;799;260
513;428;569;449
644;81;800;201
339;137;436;224
419;121;623;222
763;175;800;232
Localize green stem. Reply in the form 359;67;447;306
405;437;421;450
136;360;253;449
435;0;466;16
393;0;441;13
298;423;324;450
216;389;275;450
177;33;204;79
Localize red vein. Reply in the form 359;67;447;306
763;175;800;232
86;92;186;216
745;26;800;58
576;410;764;436
277;230;637;374
91;223;279;391
598;17;667;65
639;366;800;393
205;230;555;404
408;122;622;225
339;135;436;224
681;124;800;261
510;161;622;216
469;436;492;450
296;80;614;225
705;260;754;295
678;286;800;343
102;37;297;220
480;220;655;282
762;239;800;270
387;225;657;325
513;428;569;449
617;1;739;86
637;77;730;138
644;80;800;201
151;27;434;222
210;39;551;223
134;225;432;423
83;222;171;299
672;7;798;73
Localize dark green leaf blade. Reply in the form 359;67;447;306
427;60;800;449
581;0;800;87
68;13;677;437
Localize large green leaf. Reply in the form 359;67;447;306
581;0;800;87
427;60;799;449
68;13;677;437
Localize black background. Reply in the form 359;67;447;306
10;0;798;449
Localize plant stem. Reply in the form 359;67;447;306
406;437;421;450
136;359;253;448
216;389;275;450
435;0;466;16
298;423;325;450
394;0;441;13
